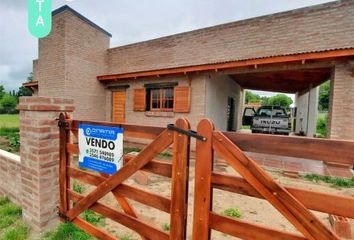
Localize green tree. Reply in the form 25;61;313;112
318;81;330;111
262;94;293;109
17;86;32;97
27;72;33;82
0;85;5;100
245;91;261;104
0;94;18;113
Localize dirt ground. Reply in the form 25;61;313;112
78;158;354;240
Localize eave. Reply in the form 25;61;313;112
97;49;354;82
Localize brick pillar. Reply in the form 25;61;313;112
328;62;354;139
18;97;74;231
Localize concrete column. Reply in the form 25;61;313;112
295;86;318;137
328;62;354;139
18;97;74;231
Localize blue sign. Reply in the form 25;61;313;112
78;124;124;174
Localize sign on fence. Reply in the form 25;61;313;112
78;124;123;174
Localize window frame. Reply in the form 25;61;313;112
149;88;174;112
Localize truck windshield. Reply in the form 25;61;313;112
257;108;287;117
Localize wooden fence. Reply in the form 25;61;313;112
58;114;354;240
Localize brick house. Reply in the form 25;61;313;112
24;1;354;139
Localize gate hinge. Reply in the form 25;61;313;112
167;124;207;141
57;208;70;222
57;118;69;128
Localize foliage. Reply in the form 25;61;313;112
245;91;261;104
222;208;242;218
0;95;18;114
316;114;327;137
26;72;33;82
0;126;20;153
1;223;29;240
261;94;293;109
42;223;93;240
0;86;5;100
162;223;170;231
0;197;29;240
73;182;85;194
304;174;354;188
17;87;32;97
318;81;330;111
80;210;105;226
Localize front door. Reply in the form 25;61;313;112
112;90;126;123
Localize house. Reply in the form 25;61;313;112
24;1;354;139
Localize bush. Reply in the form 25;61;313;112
316;114;327;137
222;208;242;218
0;94;18;114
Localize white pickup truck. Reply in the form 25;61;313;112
242;106;291;135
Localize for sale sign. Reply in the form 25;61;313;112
78;124;123;174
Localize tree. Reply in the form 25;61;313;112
262;94;293;109
245;91;261;104
0;85;5;100
0;94;18;113
318;81;330;111
27;72;33;82
17;86;32;97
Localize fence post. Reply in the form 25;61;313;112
192;119;214;240
170;118;190;240
18;97;74;231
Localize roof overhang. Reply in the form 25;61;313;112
97;49;354;82
23;81;39;89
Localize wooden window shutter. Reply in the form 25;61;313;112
173;86;191;113
133;88;146;111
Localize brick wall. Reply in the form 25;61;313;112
106;74;207;131
107;1;354;74
18;97;74;231
0;150;21;205
328;61;354;139
37;10;109;121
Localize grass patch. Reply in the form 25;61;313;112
0;197;29;240
316;113;327;138
222;208;242;218
304;174;354;188
0;127;20;153
0;115;19;129
1;223;29;240
162;223;170;231
241;125;250;130
73;182;85;194
42;223;93;240
80;210;105;226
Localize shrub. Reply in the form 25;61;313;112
304;174;354;188
162;223;170;231
42;223;93;240
222;208;242;218
316;114;327;137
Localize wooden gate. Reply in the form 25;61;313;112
192;119;354;240
58;113;190;240
59;114;354;239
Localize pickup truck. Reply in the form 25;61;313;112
242;106;291;135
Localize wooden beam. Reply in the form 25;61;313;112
211;173;354;218
223;132;354;166
97;49;354;81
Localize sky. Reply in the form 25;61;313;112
0;0;334;93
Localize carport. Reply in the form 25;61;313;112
229;67;332;136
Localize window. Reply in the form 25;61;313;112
149;88;174;111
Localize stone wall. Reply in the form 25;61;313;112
0;150;21;205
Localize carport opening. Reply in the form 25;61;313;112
230;67;332;137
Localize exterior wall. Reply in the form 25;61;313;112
107;1;354;75
295;87;319;137
37;10;110;121
0;150;21;205
328;62;354;139
205;74;242;131
107;74;207;131
18;97;74;231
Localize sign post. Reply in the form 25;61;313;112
78;124;123;174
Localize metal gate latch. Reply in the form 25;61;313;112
167;124;207;141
